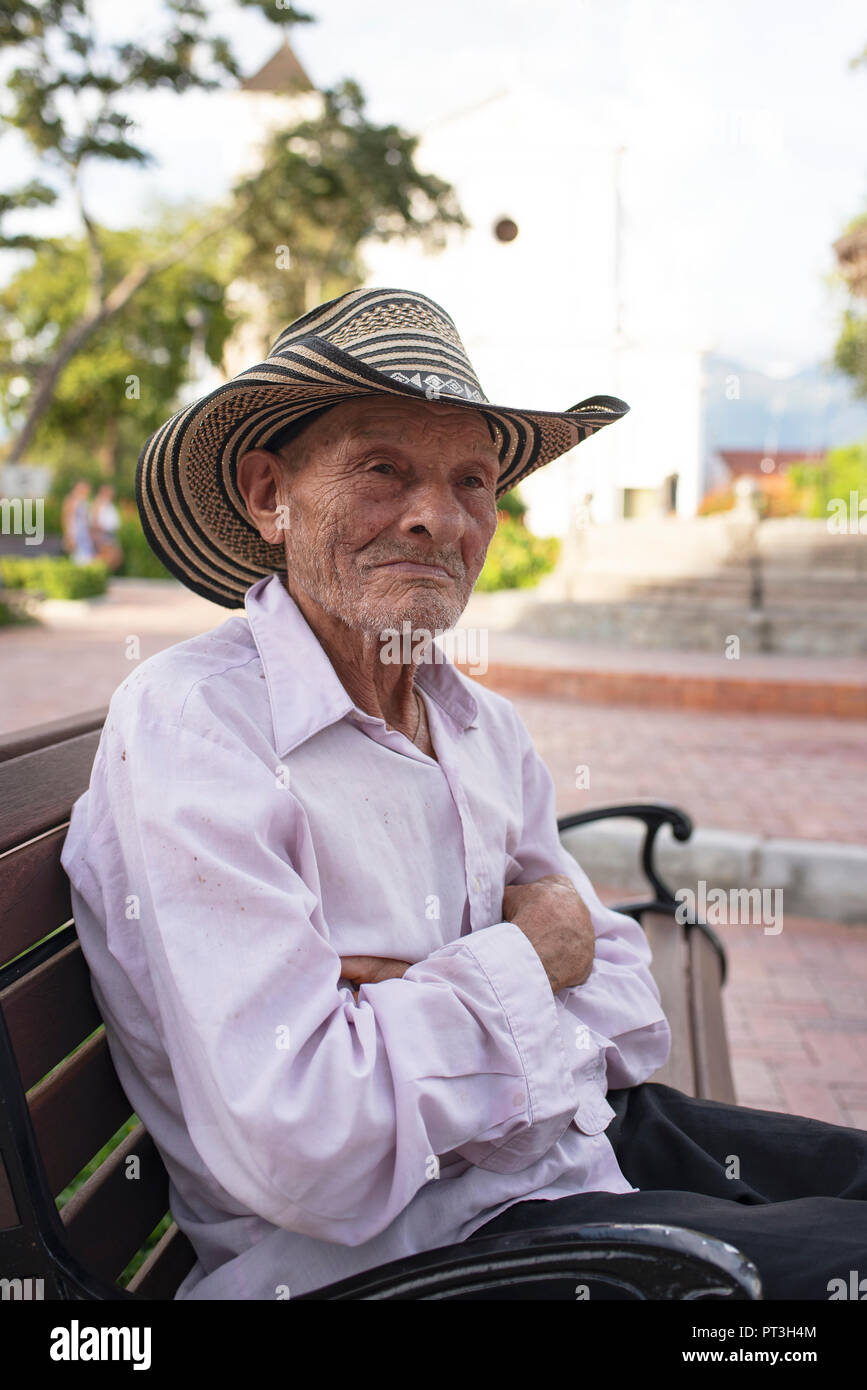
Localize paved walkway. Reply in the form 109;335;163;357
510;690;867;846
2;579;865;1125
590;890;866;1126
715;915;867;1127
0;581;227;733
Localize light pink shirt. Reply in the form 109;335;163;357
61;573;671;1299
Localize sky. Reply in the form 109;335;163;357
2;0;866;524
4;0;866;375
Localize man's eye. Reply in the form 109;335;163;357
370;461;396;474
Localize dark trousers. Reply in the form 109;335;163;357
467;1082;867;1299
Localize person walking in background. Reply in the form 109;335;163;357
61;480;96;564
90;483;122;572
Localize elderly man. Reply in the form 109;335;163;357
62;288;867;1300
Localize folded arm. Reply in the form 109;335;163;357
464;707;672;1164
90;702;595;1245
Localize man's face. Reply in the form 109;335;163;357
272;396;501;635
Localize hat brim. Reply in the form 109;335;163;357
136;333;629;609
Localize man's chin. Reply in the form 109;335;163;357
355;593;468;639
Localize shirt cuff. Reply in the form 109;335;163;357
555;1004;618;1135
452;919;584;1170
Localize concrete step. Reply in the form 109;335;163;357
561;574;867;604
462;592;867;656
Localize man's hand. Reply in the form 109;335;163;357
339;956;411;998
502;874;595;994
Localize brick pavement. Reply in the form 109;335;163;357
509;691;867;846
2;579;865;1127
715;917;867;1127
590;892;866;1126
0;581;226;733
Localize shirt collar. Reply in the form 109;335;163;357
244;574;479;758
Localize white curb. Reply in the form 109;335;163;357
559;820;867;926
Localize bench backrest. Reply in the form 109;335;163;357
0;709;196;1299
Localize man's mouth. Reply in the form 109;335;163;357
373;559;454;578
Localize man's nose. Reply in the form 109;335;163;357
399;479;465;543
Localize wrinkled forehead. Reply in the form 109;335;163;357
309;395;500;452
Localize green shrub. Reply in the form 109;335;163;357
475;516;560;591
0;555;108;599
789;441;867;518
117;512;175;580
496;487;528;522
41;493;65;538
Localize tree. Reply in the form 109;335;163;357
0;1;467;462
831;45;867;397
0;214;235;490
229;78;468;341
834;304;867;400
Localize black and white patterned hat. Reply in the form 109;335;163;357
136;285;629;608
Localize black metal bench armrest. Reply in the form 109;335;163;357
557;801;727;984
294;1222;761;1300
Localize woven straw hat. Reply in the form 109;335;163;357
136;285;629;608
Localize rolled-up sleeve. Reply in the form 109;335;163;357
92;701;590;1245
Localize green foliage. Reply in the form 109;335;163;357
0;0;258;259
0;554;108;597
117;512;174;579
40;492;64;536
0;2;468;496
475;516;560;592
496;486;528;521
788;441;867;517
833;307;867;399
229;77;469;338
0;221;235;489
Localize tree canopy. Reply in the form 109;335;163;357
0;0;467;474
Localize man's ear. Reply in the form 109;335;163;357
237;449;288;545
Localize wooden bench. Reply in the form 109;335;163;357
0;708;751;1301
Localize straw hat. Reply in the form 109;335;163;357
136;285;629;608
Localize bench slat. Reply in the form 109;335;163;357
0;826;73;967
0;731;102;855
642;912;697;1096
126;1222;198;1300
689;930;737;1104
61;1122;172;1283
0;709;108;766
2;939;102;1093
29;1031;134;1198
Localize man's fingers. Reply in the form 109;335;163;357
339;955;412;987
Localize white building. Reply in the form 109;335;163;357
214;41;707;533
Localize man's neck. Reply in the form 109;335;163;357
280;573;419;738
